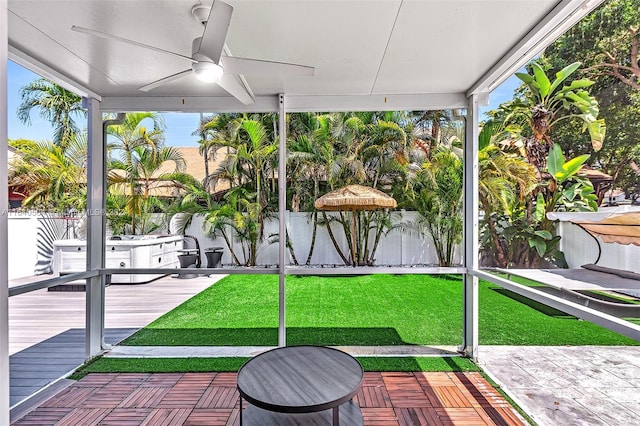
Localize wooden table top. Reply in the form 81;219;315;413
237;345;363;413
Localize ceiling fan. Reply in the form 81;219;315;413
71;0;314;105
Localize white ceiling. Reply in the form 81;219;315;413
7;0;598;111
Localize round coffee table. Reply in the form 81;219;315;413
237;345;364;425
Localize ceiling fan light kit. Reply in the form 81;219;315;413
192;61;223;82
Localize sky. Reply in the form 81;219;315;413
7;60;521;145
7;60;202;147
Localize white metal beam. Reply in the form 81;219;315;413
1;0;10;421
278;94;287;347
100;96;279;113
475;270;640;341
100;93;468;114
467;0;606;96
461;94;481;359
85;97;106;359
279;93;468;112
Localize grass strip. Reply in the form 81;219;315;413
70;356;479;380
69;357;250;379
356;356;479;372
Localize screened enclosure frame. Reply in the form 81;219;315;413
5;1;637;423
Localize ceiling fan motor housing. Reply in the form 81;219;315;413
191;4;211;25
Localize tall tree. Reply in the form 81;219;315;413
412;146;463;266
476;121;537;267
198;113;240;192
482;62;603;267
9;136;87;211
17;79;85;148
106;112;165;233
547;0;640;90
543;1;640;195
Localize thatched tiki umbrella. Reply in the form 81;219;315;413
314;184;397;266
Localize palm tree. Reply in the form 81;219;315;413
196;113;212;190
106;112;165;233
196;115;279;265
410;110;453;158
477;120;537;267
287;113;334;264
163;173;244;266
108;144;186;234
412;146;463;266
17;79;86;149
197;113;240;192
306;112;409;266
488;62;605;267
9;135;87;211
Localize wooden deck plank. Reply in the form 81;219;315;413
433;386;473;408
435;407;488;425
356;384;393;408
184;408;234;426
361;407;399;425
118;387;170;408
396;407;443;426
8;275;216;407
382;372;433;408
10;407;73;425
56;408;109;426
11;372;525;426
140;408;192;426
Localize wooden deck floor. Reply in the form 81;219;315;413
8;274;220;407
11;372;526;425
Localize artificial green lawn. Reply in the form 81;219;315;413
122;274;639;346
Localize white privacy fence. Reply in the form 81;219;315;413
177;211;461;267
8;210;462;280
16;206;640;278
7;213;69;280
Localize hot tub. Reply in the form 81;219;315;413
53;235;183;284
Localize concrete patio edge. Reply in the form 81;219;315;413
104;345;462;358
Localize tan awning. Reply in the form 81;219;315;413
571;212;640;246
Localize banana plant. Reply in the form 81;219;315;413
543;143;598;216
514;62;606;151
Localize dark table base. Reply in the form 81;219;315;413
242;400;363;426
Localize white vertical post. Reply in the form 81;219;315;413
84;97;106;359
278;94;287;347
462;94;481;359
1;0;10;420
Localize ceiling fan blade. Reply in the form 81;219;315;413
71;25;193;62
217;74;254;105
138;69;192;92
221;56;315;76
197;0;233;64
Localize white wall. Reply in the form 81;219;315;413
8;214;40;280
8;213;66;279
